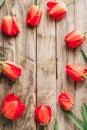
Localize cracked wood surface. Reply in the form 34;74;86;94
0;0;87;130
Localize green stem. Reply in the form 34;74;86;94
80;48;87;62
0;118;6;130
0;57;6;61
83;32;87;35
5;0;9;15
44;125;46;130
73;107;83;121
67;0;75;6
0;57;6;65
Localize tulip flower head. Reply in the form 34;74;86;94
66;64;87;82
47;0;67;20
26;5;42;27
35;105;52;125
2;94;25;120
65;30;85;48
58;91;74;110
1;15;20;36
2;60;22;80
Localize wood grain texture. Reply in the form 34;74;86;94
1;0;36;130
14;0;36;129
56;0;87;130
0;0;86;130
56;0;75;129
74;0;87;130
36;0;57;130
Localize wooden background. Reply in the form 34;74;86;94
0;0;87;130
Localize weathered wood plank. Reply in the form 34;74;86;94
37;0;57;130
56;0;75;130
14;0;37;130
74;0;87;130
1;0;36;130
0;0;5;105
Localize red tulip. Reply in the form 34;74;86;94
2;61;22;80
26;5;42;27
65;30;85;48
66;64;87;82
35;105;52;125
47;0;67;20
1;15;20;36
58;91;74;110
2;94;25;120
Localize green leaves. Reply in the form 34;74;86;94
54;120;58;130
81;104;87;126
61;104;87;130
0;0;5;7
62;109;84;130
81;49;87;62
0;57;6;61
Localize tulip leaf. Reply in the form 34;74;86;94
81;104;87;125
54;120;58;130
0;57;6;61
62;109;84;130
0;0;5;6
81;49;87;62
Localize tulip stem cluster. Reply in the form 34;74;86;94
5;0;9;15
67;0;75;6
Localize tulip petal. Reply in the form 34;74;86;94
84;69;87;75
2;94;25;120
2;101;18;119
38;106;51;124
13;104;25;120
48;3;67;17
35;105;52;125
2;61;22;79
1;16;12;36
12;16;20;35
1;16;20;36
26;5;37;24
47;0;58;8
65;30;85;48
66;68;83;82
51;13;66;20
27;10;42;27
65;30;81;41
66;65;84;75
26;5;42;27
58;91;74;110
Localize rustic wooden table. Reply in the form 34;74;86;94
0;0;87;130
